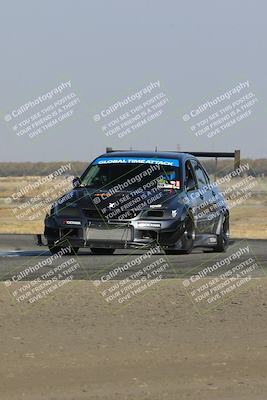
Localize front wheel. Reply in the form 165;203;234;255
165;214;195;255
90;248;115;255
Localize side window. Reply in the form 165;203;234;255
191;160;209;188
203;169;210;184
185;160;197;190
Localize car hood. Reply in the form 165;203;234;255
54;186;188;219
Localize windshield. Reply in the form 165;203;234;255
80;157;181;191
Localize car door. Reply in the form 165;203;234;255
184;159;205;233
191;159;218;233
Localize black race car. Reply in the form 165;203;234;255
44;150;230;255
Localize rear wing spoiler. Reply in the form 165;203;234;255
106;148;241;169
179;151;241;170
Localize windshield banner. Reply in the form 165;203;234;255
93;157;179;167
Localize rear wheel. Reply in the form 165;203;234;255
165;213;195;255
90;248;115;255
213;214;229;252
48;245;61;255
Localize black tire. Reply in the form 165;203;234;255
213;214;230;252
48;243;79;255
90;248;115;255
69;247;79;255
165;213;195;255
48;244;62;255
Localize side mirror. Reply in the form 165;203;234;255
72;177;81;187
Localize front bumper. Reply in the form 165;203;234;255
44;215;186;249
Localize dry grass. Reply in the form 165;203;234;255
0;176;266;238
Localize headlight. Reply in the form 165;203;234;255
51;204;80;217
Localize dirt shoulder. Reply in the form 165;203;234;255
1;279;267;400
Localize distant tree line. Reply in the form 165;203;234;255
202;159;267;177
0;162;88;177
0;159;266;177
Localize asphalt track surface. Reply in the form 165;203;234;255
0;234;266;281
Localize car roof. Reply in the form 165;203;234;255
98;151;198;162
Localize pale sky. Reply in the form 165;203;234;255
0;0;266;161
